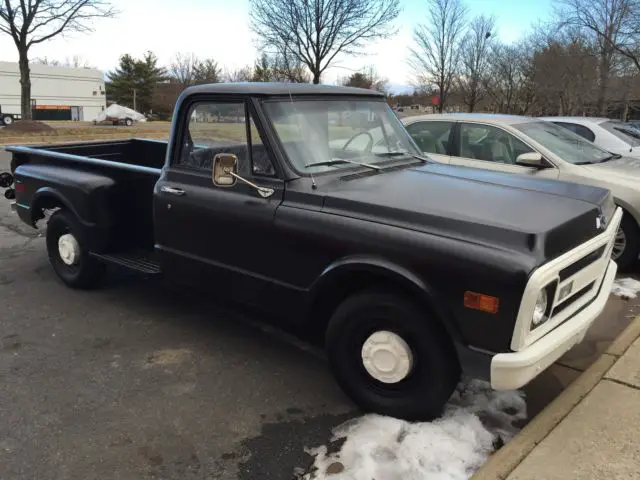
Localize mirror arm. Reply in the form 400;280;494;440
225;169;275;198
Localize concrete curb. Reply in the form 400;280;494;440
472;312;640;480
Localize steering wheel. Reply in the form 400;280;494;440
342;131;374;153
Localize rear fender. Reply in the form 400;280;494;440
307;255;463;342
30;187;89;227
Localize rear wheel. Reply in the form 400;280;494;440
612;214;640;271
125;118;133;126
46;210;106;289
2;115;13;126
325;288;460;421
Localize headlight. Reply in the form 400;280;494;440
532;289;548;326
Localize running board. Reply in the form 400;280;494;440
90;252;162;275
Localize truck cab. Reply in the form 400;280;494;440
1;83;622;421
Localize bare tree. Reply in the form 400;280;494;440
532;36;598;115
224;66;253;82
556;0;633;115
169;52;199;87
484;41;534;114
409;0;468;113
249;0;400;84
456;14;495;112
0;0;116;120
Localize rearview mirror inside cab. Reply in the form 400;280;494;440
213;153;238;186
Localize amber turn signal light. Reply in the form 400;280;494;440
464;291;499;314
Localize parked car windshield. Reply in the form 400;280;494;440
515;120;614;164
262;99;423;173
600;120;640;147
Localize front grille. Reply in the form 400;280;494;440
553;281;595;315
558;245;606;282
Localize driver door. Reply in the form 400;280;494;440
154;98;286;309
449;122;560;179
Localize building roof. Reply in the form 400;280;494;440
400;112;538;125
182;82;385;97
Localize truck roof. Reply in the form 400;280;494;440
182;82;386;97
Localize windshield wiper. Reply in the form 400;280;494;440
374;151;429;162
598;153;622;163
304;158;381;171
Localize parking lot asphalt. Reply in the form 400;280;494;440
1;149;638;479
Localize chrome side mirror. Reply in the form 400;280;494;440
212;153;238;186
212;152;274;198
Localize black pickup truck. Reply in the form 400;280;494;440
0;83;623;420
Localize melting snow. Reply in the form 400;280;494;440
299;379;526;480
611;277;640;299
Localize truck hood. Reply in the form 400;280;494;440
322;162;612;261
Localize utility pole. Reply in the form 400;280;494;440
133;88;137;111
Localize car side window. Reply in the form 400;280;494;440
459;123;535;165
554;122;596;142
178;101;251;176
405;121;453;154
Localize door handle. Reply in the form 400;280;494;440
161;186;185;196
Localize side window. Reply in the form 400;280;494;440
405;121;453;154
459;123;535;164
555;122;596;142
248;113;276;177
178;101;250;175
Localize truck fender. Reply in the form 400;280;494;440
307;255;463;343
30;187;90;228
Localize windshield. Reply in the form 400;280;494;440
600;120;640;147
515;120;614;164
262;99;423;173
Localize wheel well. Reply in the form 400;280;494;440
31;195;65;226
306;270;454;349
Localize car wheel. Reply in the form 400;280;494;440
125;118;133;126
46;210;106;289
611;214;640;271
2;115;13;126
325;288;460;421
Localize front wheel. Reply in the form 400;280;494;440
325;288;460;421
612;214;640;271
46;210;106;289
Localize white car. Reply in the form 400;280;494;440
401;113;640;270
540;116;640;159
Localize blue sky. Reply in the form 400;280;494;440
0;0;554;89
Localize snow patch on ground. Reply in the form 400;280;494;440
299;379;526;480
611;277;640;299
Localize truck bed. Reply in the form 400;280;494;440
7;138;167;254
7;138;168;172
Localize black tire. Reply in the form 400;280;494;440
46;210;106;289
325;288;460;421
612;214;640;271
125;118;133;126
2;115;13;126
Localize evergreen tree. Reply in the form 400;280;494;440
106;51;166;113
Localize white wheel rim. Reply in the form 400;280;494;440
361;330;414;384
58;233;80;266
4;116;12;125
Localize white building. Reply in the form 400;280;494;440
0;61;106;121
